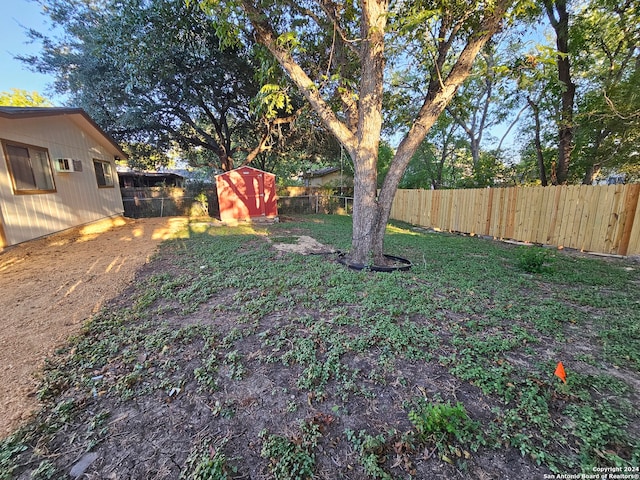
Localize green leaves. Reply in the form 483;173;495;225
0;88;52;107
253;84;293;120
0;434;28;480
408;398;482;450
181;438;236;480
276;31;302;51
27;0;260;170
516;246;552;274
196;0;244;49
260;421;321;480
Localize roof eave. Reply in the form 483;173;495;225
0;107;128;160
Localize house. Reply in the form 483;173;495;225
0;107;127;248
215;166;277;222
302;166;351;188
593;172;626;186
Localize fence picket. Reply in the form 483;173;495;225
591;186;613;253
627;195;640;255
581;185;601;252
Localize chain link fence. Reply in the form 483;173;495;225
278;195;353;215
122;196;210;218
121;191;353;218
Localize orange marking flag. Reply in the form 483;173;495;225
554;362;567;383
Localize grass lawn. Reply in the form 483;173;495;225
3;214;639;479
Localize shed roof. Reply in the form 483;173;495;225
215;165;275;178
0;106;128;159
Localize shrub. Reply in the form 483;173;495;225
517;246;551;273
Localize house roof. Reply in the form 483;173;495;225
0;106;128;159
117;171;184;179
303;166;341;178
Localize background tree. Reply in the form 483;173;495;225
543;0;575;185
120;143;174;171
445;43;518;186
22;0;299;172
399;116;468;189
570;0;640;183
511;38;559;186
385;40;515;189
0;89;52;107
511;0;639;185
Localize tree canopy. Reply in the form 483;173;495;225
571;0;640;183
0;89;52;107
21;0;312;172
507;0;640;185
386;0;640;188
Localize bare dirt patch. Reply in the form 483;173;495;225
0;216;187;438
270;235;335;255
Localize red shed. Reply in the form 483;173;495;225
215;166;278;222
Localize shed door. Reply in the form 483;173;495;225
244;172;265;217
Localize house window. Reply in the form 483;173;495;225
1;140;56;194
93;159;114;187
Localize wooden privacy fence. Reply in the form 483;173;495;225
390;184;640;256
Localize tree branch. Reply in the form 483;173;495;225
496;102;529;155
240;112;300;164
240;0;358;156
379;0;511;206
314;0;361;56
446;106;475;138
173;107;224;155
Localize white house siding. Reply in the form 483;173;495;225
0;115;124;246
308;171;344;188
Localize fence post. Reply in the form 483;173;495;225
160;197;164;218
618;184;640;255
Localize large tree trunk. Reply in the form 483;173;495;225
545;0;575;185
582;163;601;185
527;96;548;186
239;0;510;266
349;0;387;264
350;152;380;263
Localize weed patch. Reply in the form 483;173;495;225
0;433;28;480
260;420;323;480
517;246;553;273
181;438;237;480
345;429;393;479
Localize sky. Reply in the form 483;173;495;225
0;0;63;103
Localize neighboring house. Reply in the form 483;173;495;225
0;107;127;248
302;166;351;188
593;172;626;186
118;169;185;188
